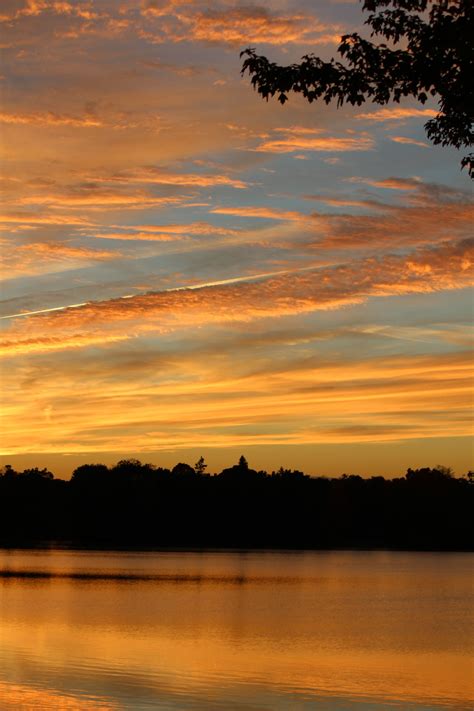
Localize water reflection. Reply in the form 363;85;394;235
0;550;472;710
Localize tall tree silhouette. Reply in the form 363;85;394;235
194;456;207;475
241;0;473;176
238;455;249;470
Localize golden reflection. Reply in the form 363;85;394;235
0;551;472;709
0;681;116;710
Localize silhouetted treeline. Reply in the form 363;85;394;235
0;457;472;550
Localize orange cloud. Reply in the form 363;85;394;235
0;332;129;355
304;195;384;209
17;189;184;210
18;241;115;258
356;107;438;121
2;239;472;355
187;8;338;46
97;167;249;189
135;222;239;235
347;176;422;190
91;231;182;242
141;0;192;17
2;343;472;454
254;133;374;154
0;110;103;127
92;222;240;241
0;0;102;26
0;211;94;226
210;206;309;222
310;181;473;250
390;136;430;148
0;107;165;133
4;0;340;51
276;126;325;135
1;0;469;470
139;5;340;47
1;240;118;277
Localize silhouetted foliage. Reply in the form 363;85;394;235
0;460;471;550
405;465;453;483
272;467;307;481
21;467;54;481
172;462;196;478
241;0;473;176
71;463;110;486
219;455;264;483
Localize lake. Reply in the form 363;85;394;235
0;549;472;710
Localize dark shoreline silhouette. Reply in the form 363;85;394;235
1;457;472;551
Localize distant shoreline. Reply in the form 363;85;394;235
1;460;472;551
0;542;472;553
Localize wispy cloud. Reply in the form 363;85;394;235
2;238;471;355
304;195;384;209
92;222;240;241
390;136;430;148
0;332;130;356
356;107;438;121
253;128;374;154
210;206;310;222
92;167;249;189
16;189;184;210
90;231;182;242
2;344;472;455
17;241;115;259
309;188;473;250
0;211;94;226
0;110;104;128
347;176;422;190
1;240;118;277
0;108;161;132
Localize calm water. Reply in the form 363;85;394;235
0;550;472;710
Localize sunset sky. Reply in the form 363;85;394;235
1;0;472;478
